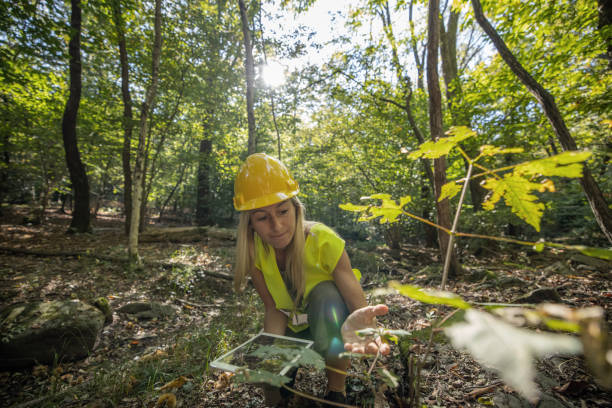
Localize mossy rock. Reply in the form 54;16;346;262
92;297;113;326
0;300;105;369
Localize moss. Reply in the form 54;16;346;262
92;297;113;325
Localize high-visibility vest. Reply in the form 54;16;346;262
255;223;361;332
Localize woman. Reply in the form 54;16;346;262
233;153;389;406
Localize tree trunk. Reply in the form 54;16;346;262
471;0;612;244
61;0;90;234
128;0;163;262
158;162;187;223
0;129;10;215
409;0;425;90
238;0;256;154
140;73;185;232
440;9;486;211
110;0;134;235
427;0;461;277
196;138;213;226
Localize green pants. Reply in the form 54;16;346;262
286;280;350;361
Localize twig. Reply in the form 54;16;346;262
367;349;381;376
175;298;220;308
465;381;503;399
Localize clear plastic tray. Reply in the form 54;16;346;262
210;331;314;375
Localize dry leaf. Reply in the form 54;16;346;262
141;349;168;363
156;393;177;408
214;372;234;390
60;373;73;382
126;375;139;392
159;376;188;391
32;365;48;377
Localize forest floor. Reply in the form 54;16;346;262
0;206;611;408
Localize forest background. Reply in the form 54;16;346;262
1;0;611;407
1;0;611;251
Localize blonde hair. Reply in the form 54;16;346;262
234;197;307;309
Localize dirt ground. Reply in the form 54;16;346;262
0;206;611;407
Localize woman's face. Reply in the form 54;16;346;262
249;199;296;250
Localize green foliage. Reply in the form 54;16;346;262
389;282;472;310
232;344;324;387
407;127;476;159
249;345;326;370
340;194;412;224
482;174;546;231
445;309;582;402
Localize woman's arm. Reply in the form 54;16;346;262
332;250;367;313
333;250;391;355
250;267;288;335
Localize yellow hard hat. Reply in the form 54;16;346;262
233;153;299;211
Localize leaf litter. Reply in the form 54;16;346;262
0;206;610;407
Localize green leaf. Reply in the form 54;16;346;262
377;367;399;388
439;181;463;202
542;319;581;333
479;145;524;157
390;282;472;310
339;203;369;212
356;327;378;338
533;242;545;252
250;345;325;370
233;369;290;387
574;246;612;261
482;174;545;231
381;329;411;344
445;310;582;402
408;126;475;159
514;151;592;178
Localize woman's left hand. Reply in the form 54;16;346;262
341;304;391;355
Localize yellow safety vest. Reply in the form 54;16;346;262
254;223;361;332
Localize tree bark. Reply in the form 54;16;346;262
440;9;486;211
61;0;90;233
409;0;425;90
471;0;612;244
238;0;257;154
158;162;187;223
128;0;163;262
109;0;134;235
0;129;10;214
427;0;461;277
195;138;213;226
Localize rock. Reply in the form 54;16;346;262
92;297;113;326
512;288;562;304
0;300;105;369
118;302;178;320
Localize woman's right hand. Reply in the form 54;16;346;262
341;304;391;355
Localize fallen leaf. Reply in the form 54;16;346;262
159;376;188;391
214;372;234;390
60;373;73;382
445;309;582;402
32;365;48;377
155;393;177;408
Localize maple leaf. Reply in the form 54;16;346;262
445;310;582;402
482;174;545;231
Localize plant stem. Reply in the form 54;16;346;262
441;162;473;290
